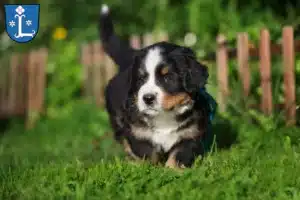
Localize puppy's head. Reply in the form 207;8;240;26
127;42;208;117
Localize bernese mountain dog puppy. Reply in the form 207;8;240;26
99;4;215;169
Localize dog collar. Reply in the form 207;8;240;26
199;87;217;154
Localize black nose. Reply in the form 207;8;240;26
143;93;156;105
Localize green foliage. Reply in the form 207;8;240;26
184;0;284;53
46;40;82;111
3;0;299;52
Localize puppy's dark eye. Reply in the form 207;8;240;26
163;73;173;83
138;74;147;82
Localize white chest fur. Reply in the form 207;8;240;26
131;112;198;152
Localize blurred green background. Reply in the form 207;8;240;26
0;1;300;198
1;0;300;51
0;0;299;114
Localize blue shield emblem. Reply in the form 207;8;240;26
4;4;40;43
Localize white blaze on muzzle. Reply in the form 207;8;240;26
137;47;164;115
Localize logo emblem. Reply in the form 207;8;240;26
4;4;40;43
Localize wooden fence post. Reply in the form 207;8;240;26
26;50;36;129
92;40;105;107
237;33;250;103
0;66;2;116
81;43;93;98
8;53;18;115
19;54;29;115
259;29;273;115
130;35;141;49
25;49;46;129
157;31;169;42
13;54;22;115
143;33;154;47
104;55;116;85
0;60;9;116
216;34;229;112
14;48;46;128
37;48;47;114
282;26;296;125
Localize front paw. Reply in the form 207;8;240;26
165;140;204;169
165;160;186;169
165;149;187;171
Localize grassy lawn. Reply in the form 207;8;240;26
0;102;300;199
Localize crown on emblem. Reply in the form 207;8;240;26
15;6;25;15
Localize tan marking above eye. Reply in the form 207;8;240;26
160;66;169;75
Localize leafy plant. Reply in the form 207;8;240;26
46;40;82;112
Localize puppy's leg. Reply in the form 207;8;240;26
122;138;141;161
123;137;161;165
122;138;148;167
165;149;184;169
165;139;204;169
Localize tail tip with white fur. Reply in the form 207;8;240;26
101;4;109;15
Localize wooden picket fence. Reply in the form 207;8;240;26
0;27;298;128
0;48;47;128
216;26;297;125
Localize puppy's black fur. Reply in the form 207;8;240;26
99;5;212;168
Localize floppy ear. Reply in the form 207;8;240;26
170;47;209;94
108;65;133;113
182;57;209;93
126;51;145;95
121;51;145;109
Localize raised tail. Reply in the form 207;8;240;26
99;4;136;72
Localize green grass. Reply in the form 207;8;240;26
0;102;300;199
